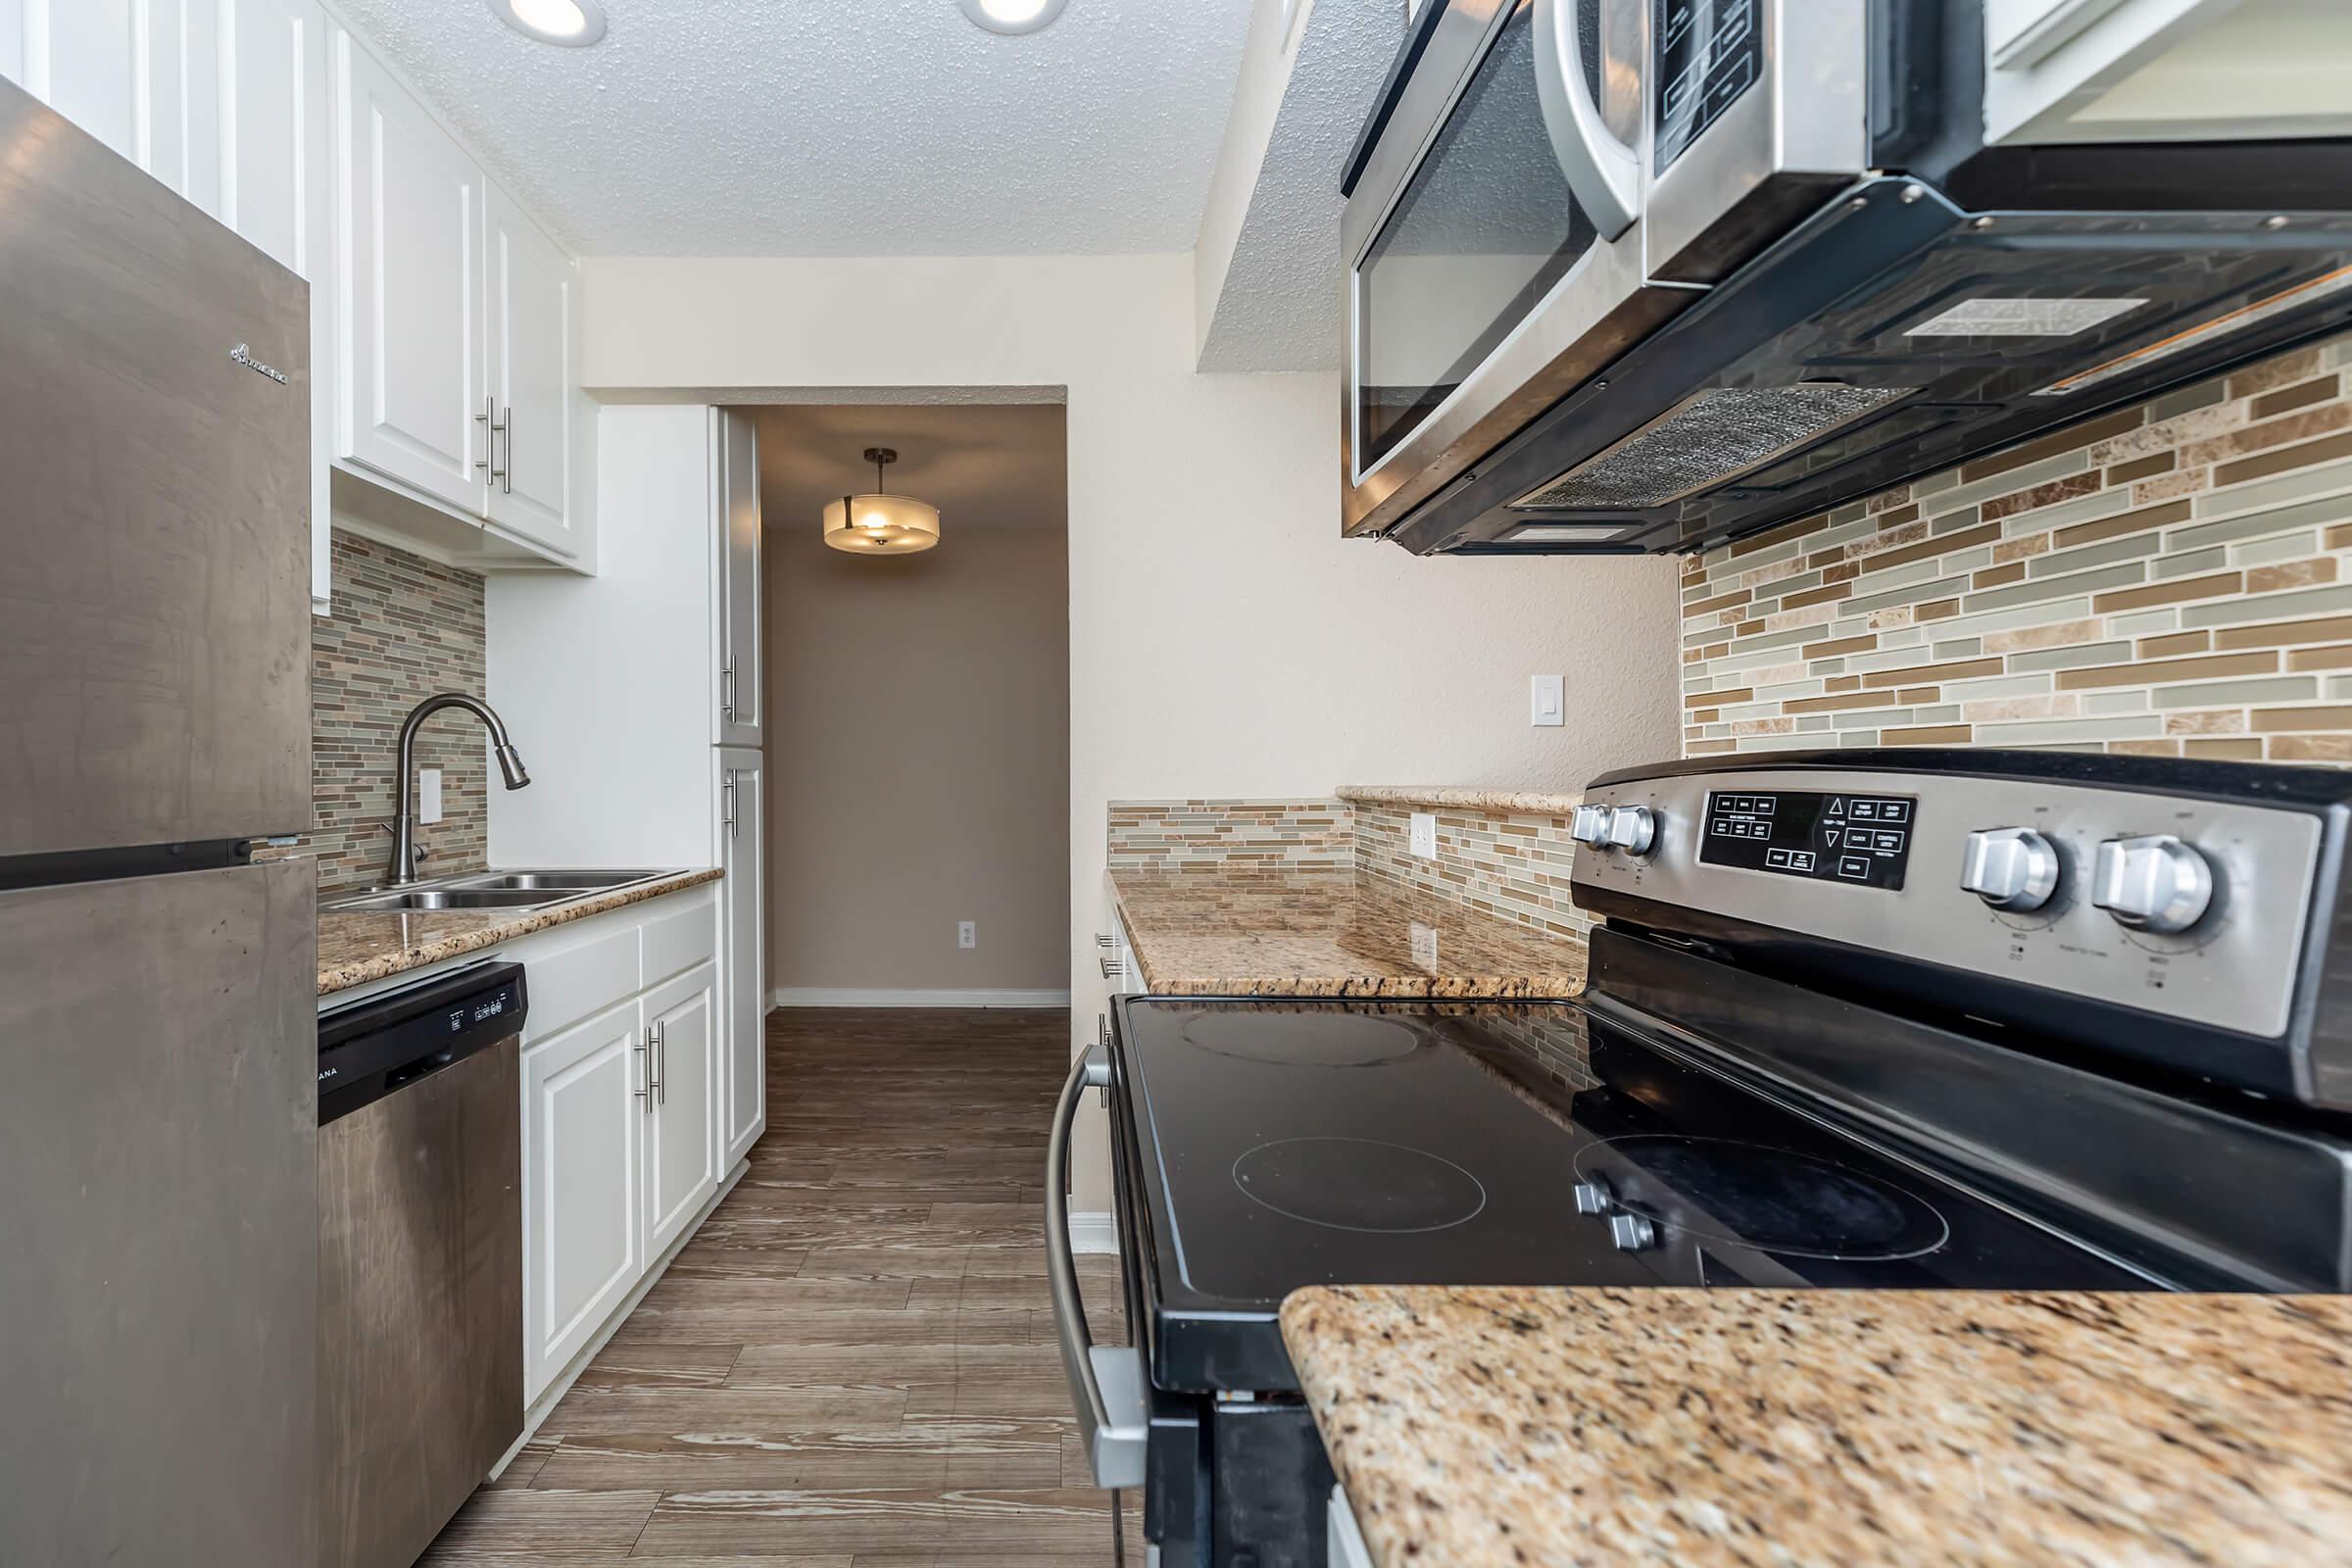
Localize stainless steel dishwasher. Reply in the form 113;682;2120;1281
318;961;528;1568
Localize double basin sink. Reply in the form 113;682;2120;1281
322;868;673;914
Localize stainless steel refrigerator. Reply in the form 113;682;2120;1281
0;78;318;1565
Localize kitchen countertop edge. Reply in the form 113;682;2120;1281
318;867;725;996
1335;784;1585;817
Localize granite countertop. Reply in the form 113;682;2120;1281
1337;784;1584;816
1109;869;1586;999
318;867;723;995
1282;1284;2352;1568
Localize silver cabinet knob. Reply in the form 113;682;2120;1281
1572;1179;1612;1215
1608;1213;1657;1251
2092;834;2214;935
1570;804;1613;848
1959;827;2060;912
1606;805;1657;857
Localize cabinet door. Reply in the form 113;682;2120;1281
718;752;766;1167
484;180;582;557
220;0;330;607
714;409;762;747
10;0;136;158
642;961;718;1261
333;30;487;514
521;999;643;1405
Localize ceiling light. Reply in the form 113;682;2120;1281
821;448;942;556
958;0;1069;35
489;0;607;47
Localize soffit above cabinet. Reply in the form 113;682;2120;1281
323;0;1254;256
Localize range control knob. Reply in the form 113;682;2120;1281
1572;1179;1613;1215
2092;834;2214;935
1959;827;2061;912
1605;805;1658;857
1607;1213;1657;1252
1570;804;1614;848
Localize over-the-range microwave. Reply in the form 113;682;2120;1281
1342;0;2352;556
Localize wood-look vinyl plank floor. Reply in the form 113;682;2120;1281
421;1006;1142;1566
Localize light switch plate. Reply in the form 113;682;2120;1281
418;767;443;824
1409;811;1439;859
1531;674;1565;727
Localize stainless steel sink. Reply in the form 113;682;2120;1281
328;888;568;912
321;867;676;913
441;869;665;892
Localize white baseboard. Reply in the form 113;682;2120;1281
769;988;1072;1008
1066;1210;1119;1255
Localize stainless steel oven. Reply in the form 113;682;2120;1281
1342;0;1869;540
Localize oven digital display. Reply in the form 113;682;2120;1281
1654;0;1761;175
1697;789;1915;890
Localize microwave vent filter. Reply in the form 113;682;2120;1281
1512;385;1916;511
1904;297;2148;338
1504;523;1640;544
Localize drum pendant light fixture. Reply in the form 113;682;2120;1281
821;447;942;555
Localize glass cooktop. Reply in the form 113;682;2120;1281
1110;998;2151;1393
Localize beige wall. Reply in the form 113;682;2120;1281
762;510;1071;994
582;251;1682;1202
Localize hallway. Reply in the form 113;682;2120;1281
422;1007;1141;1564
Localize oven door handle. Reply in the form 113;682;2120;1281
1047;1041;1149;1491
1534;0;1642;240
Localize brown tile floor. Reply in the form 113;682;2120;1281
422;1006;1142;1565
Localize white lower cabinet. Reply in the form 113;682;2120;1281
718;749;766;1167
641;962;719;1262
521;998;643;1402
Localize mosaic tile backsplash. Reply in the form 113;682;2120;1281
1681;331;2352;762
1106;800;1351;874
286;534;490;894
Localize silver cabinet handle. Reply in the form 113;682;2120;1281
500;406;514;493
1095;932;1115;949
1533;0;1642;240
722;771;738;838
1099;955;1125;980
1046;1043;1146;1490
475;393;495;477
656;1020;668;1106
634;1026;653;1103
721;658;737;722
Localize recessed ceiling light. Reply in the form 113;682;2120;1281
489;0;607;47
958;0;1069;35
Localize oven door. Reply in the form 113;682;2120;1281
1342;0;1687;540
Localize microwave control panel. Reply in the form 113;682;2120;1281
1655;0;1761;173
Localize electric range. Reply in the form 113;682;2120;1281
1049;751;2352;1568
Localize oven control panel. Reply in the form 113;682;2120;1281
1568;765;2323;1046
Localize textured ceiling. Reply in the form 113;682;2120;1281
329;0;1254;256
754;403;1068;536
1198;0;1404;371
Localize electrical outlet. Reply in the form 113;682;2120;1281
1530;674;1565;727
1410;921;1440;972
418;767;443;824
1409;811;1439;859
957;920;977;950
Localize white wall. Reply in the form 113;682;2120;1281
581;251;1682;1201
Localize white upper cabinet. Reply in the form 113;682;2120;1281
714;410;763;748
485;181;584;559
333;31;487;515
1984;0;2352;145
15;0;137;158
718;751;765;1169
3;0;220;208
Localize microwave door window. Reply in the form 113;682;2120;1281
1356;2;1598;475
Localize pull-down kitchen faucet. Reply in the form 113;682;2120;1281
383;692;531;887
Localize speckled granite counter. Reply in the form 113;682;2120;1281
318;868;722;995
1109;870;1585;999
1337;784;1584;816
1282;1284;2352;1568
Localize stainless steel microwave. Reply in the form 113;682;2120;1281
1342;0;2352;556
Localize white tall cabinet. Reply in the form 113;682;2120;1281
0;0;596;601
490;405;771;1208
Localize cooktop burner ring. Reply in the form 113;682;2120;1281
1574;1135;1951;1261
1179;1011;1428;1067
1231;1137;1489;1234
